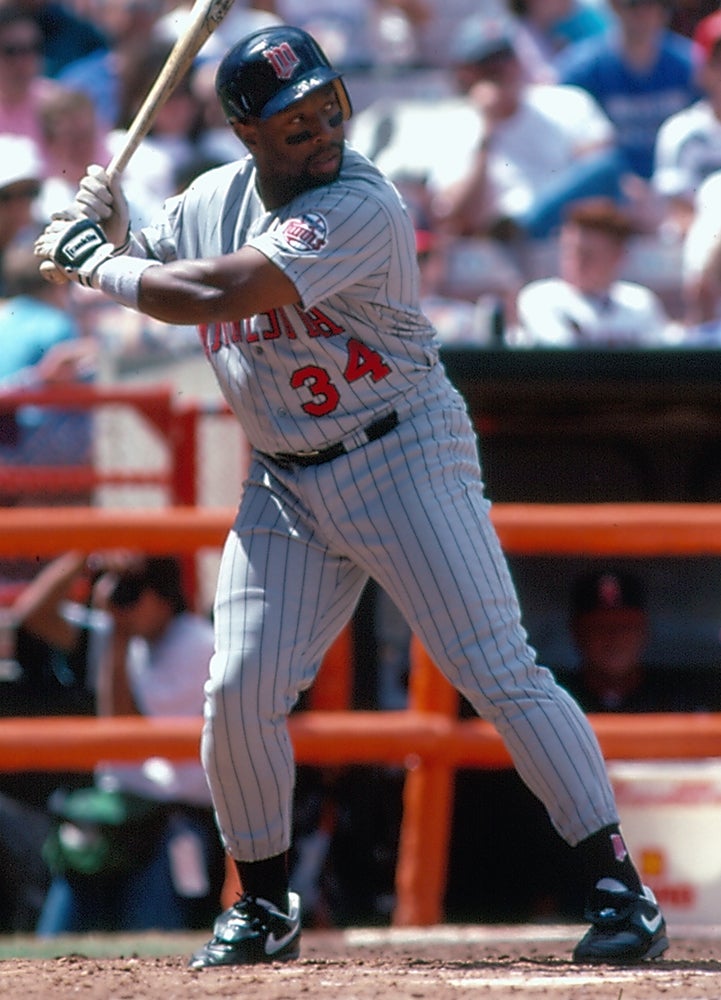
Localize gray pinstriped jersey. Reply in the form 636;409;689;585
136;146;440;455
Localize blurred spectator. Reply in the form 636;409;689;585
263;0;429;69
415;226;505;344
508;0;611;82
652;9;721;239
558;0;702;186
446;564;721;924
669;0;720;36
36;86;111;220
0;242;96;499
351;17;622;244
510;197;678;345
0;135;44;293
553;0;615;44
111;38;207;206
415;0;508;67
18;0;109;78
37;555;225;936
0;4;64;157
557;567;721;711
0;551;104;932
56;0;167;130
189;56;247;165
681;166;721;325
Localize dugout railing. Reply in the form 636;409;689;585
1;503;720;925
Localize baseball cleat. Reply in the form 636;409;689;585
573;880;668;964
188;891;301;969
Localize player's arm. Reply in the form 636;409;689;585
138;247;302;324
35;215;302;322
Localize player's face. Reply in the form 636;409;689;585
241;84;345;208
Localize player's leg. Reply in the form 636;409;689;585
316;393;667;962
192;460;367;968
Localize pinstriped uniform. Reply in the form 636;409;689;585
137;145;618;862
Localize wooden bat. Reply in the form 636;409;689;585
40;0;236;282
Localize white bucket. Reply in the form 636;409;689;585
608;759;721;924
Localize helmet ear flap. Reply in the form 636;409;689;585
333;79;353;121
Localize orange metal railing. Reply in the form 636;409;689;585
2;504;721;923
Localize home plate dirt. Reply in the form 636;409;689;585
1;924;720;999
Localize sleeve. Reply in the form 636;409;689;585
132;192;184;262
683;171;721;279
560;85;615;154
248;186;393;309
652;116;692;198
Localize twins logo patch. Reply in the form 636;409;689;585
264;42;301;80
281;212;328;252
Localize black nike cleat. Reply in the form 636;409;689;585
573;880;669;964
188;892;301;969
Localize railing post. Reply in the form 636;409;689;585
393;636;459;926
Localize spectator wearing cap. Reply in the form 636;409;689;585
0;135;43;296
446;563;721;924
510;196;679;346
36;554;225;936
556;568;720;712
652;9;721;240
352;14;625;245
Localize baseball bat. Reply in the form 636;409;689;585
40;0;236;282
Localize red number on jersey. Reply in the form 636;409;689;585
290;340;391;416
344;338;392;383
290;366;341;417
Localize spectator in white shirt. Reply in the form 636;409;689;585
511;197;679;345
653;9;721;238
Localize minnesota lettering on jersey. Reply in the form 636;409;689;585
198;303;345;350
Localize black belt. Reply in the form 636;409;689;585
267;410;399;470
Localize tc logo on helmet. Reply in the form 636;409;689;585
264;43;301;81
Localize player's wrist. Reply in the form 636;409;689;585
92;255;162;309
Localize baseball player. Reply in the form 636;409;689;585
34;25;668;968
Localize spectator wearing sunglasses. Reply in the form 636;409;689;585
0;5;63;159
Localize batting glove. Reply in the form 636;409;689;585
34;217;119;288
74;164;130;251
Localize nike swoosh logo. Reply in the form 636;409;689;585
640;912;663;934
265;923;298;956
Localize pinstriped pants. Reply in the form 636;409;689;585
201;388;618;861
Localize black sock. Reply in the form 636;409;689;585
235;853;289;911
575;823;643;898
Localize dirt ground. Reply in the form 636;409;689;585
1;924;720;999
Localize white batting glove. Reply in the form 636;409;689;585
74;164;130;250
34;217;118;288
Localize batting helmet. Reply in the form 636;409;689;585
215;25;353;124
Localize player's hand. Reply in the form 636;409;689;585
34;216;117;287
74;164;130;250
